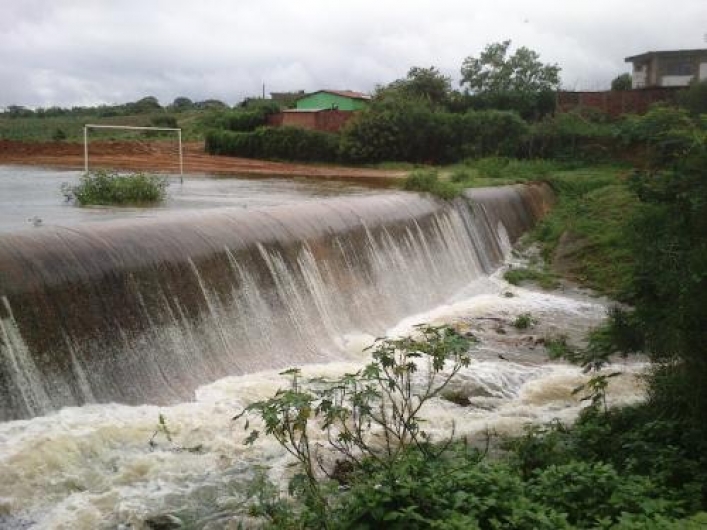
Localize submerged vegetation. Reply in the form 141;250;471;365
62;169;168;206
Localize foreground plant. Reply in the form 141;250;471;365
235;325;473;524
61;169;168;206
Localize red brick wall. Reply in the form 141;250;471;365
557;87;683;117
267;110;357;133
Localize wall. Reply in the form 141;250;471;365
267;110;356;133
295;92;368;111
557;87;683;117
0;185;554;420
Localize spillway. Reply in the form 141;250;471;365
0;183;553;421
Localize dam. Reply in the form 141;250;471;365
0;181;553;421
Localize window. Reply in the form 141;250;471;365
663;60;694;76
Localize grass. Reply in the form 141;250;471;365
402;168;462;199
544;334;573;359
403;160;636;299
532;172;637;298
513;312;537;329
62;169;168;206
0;110;207;142
504;266;560;290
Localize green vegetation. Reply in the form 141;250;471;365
227;325;707;529
402;169;461;199
220;82;707;529
460;40;560;95
0;95;237;142
504;266;560;290
205;126;339;162
543;334;572;359
513;312;537;330
62;169;168;206
236;325;473;527
610;73;632;91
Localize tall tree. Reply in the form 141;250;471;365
379;66;453;107
611;73;633;91
460;40;560;94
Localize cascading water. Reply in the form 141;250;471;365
0;181;650;529
0;184;553;421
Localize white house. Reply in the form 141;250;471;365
625;49;707;88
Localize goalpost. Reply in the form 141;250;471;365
83;124;183;178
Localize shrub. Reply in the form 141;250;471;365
236;325;473;524
205;127;340;162
62;169;168;206
504;267;559;289
677;80;707;116
446;110;529;160
513;312;536;329
339;98;451;163
200;105;278;133
150;115;178;129
528;112;617;161
618;105;705;167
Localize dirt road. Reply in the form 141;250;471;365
0;140;406;182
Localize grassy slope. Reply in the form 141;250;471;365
404;160;638;298
0;110;207;142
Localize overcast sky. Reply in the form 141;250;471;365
1;0;705;108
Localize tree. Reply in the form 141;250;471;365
460;40;560;94
611;73;632;91
128;96;162;113
678;79;707;116
195;99;228;110
170;96;194;111
378;66;453;107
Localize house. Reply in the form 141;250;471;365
625;49;707;88
294;90;371;111
267;108;356;133
266;90;371;133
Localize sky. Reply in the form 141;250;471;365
1;0;705;108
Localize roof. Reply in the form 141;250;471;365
625;48;707;63
282;108;329;113
299;90;371;101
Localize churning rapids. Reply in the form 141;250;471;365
0;181;644;528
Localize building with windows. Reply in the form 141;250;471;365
625;49;707;88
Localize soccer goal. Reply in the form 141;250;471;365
83;124;183;177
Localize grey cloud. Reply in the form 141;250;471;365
1;0;705;107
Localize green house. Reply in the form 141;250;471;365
295;90;371;111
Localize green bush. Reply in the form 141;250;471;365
446;110;529;160
504;267;559;289
62;169;168;206
200;105;278;133
677;80;707;116
339;101;527;164
339;98;450;163
150;114;178;129
618;105;705;167
513;312;537;329
205;127;340;162
528;112;617;161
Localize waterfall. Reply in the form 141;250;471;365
0;184;554;421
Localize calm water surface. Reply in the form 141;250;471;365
0;165;391;233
